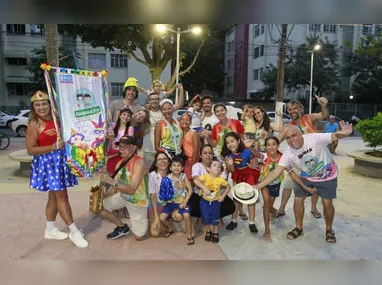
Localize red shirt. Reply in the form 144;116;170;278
211;119;244;155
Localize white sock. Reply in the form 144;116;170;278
232;219;237;223
46;221;55;232
249;221;255;225
68;223;79;234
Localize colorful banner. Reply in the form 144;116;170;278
54;71;108;177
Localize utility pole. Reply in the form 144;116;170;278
275;24;288;129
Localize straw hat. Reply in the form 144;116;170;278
232;182;259;204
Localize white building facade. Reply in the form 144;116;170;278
225;24;380;101
0;24;171;111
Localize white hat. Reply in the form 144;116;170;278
232;183;259;205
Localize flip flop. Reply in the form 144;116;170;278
239;213;249;220
163;231;174;238
186;237;195;245
311;211;322;219
276;212;285;218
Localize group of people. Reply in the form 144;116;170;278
26;77;354;249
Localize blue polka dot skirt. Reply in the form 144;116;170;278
30;148;78;192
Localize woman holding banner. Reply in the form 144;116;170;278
26;91;89;248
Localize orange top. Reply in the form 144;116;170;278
289;115;317;134
182;128;195;159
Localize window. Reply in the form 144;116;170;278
254;25;260;37
7;58;27;65
260;45;264;56
226;77;231;87
111;54;128;68
6;24;26;35
259;67;264;80
323;25;337;33
309;24;321;32
110;83;124;97
30;24;45;36
88;53;106;69
253;69;259;81
362;24;372;35
228;59;233;69
254;47;260;59
261;24;265;35
7;83;32;96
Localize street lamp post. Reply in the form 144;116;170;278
156;25;201;103
309;44;321;114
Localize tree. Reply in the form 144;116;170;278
261;35;341;101
25;46;80;91
58;24;207;87
181;24;233;97
342;34;382;104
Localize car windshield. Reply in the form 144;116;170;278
22;111;30;117
0;110;13;115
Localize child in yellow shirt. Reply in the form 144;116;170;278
194;159;231;243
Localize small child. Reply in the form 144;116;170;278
187;94;205;131
194;159;231;243
139;79;177;101
241;104;256;140
159;156;194;245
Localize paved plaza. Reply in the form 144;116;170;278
0;136;381;260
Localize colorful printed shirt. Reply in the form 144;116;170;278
279;133;337;182
198;173;228;202
159;119;183;154
168;173;188;203
117;155;149;207
259;152;284;185
211;119;245;156
289;115;317;134
227;149;255;169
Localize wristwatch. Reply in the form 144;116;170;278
113;182;119;191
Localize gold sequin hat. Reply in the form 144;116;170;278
31;91;49;103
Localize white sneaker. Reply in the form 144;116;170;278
44;228;69;240
69;230;89;248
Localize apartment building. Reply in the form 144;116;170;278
0;24;171;111
224;24;380;101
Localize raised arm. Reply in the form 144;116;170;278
331;121;353;141
310;95;329;123
270;109;283;132
173;84;184;111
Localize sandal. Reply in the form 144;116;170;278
162;230;174;238
239;213;249;220
276;212;285;218
186;237;195;245
205;231;212;242
212;233;219;243
287;227;303;240
311;211;322;219
326;229;336;243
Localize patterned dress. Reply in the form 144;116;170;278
30;119;78;192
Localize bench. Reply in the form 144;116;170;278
8;149;32;176
346;150;382;178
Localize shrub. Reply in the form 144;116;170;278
355;112;382;149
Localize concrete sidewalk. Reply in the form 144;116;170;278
0;137;381;260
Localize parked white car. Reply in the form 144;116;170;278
267;111;291;124
11;110;30;137
0;110;18;128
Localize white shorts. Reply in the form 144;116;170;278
103;193;149;238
